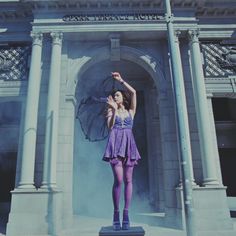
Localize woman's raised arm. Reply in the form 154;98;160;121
111;72;137;116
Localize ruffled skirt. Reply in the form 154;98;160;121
103;127;141;166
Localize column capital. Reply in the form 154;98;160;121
174;30;182;43
50;32;63;45
188;29;200;43
207;93;214;98
30;32;43;46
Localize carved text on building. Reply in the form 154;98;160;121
63;13;162;22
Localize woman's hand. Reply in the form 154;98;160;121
107;95;118;110
111;72;123;82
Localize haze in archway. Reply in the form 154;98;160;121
73;60;156;220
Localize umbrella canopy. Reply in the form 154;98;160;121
76;75;126;142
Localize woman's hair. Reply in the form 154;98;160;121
111;90;131;110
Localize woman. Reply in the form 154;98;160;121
103;72;141;230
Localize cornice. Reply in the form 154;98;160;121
21;0;164;10
0;0;236;20
19;0;236;11
0;2;32;21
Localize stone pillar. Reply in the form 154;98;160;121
164;0;197;234
188;30;219;185
207;93;223;184
18;32;43;189
59;95;77;228
41;32;63;189
174;30;196;186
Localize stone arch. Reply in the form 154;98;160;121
66;45;167;97
71;45;167;216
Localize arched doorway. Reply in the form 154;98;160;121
71;47;166;223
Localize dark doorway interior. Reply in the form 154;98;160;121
212;98;236;217
219;148;236;197
212;98;236;122
0;101;21;234
0;152;17;234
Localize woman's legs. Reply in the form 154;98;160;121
111;161;123;230
123;165;134;210
111;161;123;211
122;165;134;230
111;162;134;211
111;161;134;230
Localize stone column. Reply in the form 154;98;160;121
188;30;219;185
174;30;196;186
41;32;63;189
18;32;43;189
164;0;197;234
207;94;223;184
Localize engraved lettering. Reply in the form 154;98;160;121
139;14;146;20
114;14;119;20
62;13;162;22
133;14;139;20
119;15;124;20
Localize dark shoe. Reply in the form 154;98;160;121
113;210;121;231
122;209;130;230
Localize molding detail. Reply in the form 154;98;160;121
201;42;236;78
174;30;182;43
0;46;31;81
0;53;12;71
0;1;236;20
109;34;120;61
50;32;63;45
30;32;43;46
188;29;199;43
216;47;236;72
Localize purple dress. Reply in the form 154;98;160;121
103;112;141;166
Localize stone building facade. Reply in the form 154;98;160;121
0;0;236;235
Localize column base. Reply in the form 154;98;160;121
6;188;62;236
40;183;58;190
17;183;35;189
202;178;220;186
176;186;236;235
178;181;199;188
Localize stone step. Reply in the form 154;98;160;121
59;215;236;236
59;215;184;236
99;226;145;236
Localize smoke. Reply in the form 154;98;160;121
72;60;156;224
73;120;113;218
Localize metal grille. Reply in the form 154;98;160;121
0;46;31;81
201;43;235;78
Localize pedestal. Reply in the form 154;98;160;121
99;226;145;236
176;186;236;236
6;188;62;236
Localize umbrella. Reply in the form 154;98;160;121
76;75;126;142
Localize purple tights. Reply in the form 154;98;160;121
111;161;134;211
